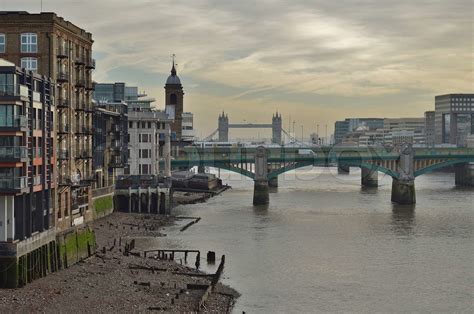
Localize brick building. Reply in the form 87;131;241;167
0;11;95;229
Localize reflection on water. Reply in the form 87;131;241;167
158;168;473;313
391;205;416;237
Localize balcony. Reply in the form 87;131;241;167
0;176;28;193
33;176;41;186
57;47;69;59
58;175;92;188
85;104;95;113
57;124;69;134
85;81;94;91
76;126;93;135
57;71;69;83
85;58;96;69
0;146;28;161
75;103;85;111
109;158;124;168
75;79;86;88
0;115;27;131
74;56;85;66
58;149;69;160
0;84;29;99
75;150;92;159
57;98;69;108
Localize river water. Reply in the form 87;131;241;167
155;167;473;313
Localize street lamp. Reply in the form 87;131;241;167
301;125;304;143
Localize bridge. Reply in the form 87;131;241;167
161;145;474;205
204;112;284;143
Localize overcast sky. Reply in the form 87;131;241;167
2;0;473;139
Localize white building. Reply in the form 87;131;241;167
181;112;195;141
127;110;173;175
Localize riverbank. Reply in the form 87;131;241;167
0;212;239;312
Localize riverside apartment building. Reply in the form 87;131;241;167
0;11;95;230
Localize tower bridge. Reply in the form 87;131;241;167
160;145;474;205
203;112;283;143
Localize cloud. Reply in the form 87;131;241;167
2;0;473;136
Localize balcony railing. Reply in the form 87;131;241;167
58;149;69;160
33;176;41;186
57;71;69;82
85;58;96;69
57;98;69;108
75;56;85;66
0;146;28;160
0;176;28;191
57;46;69;58
0;115;27;129
0;84;29;98
75;79;86;88
57;124;69;134
76;127;93;135
75;150;92;159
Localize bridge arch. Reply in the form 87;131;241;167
267;161;400;179
414;158;474;177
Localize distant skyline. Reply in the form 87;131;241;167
2;0;473;138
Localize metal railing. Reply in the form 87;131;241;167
58;149;69;159
0;177;28;190
57;71;69;82
0;146;27;159
57;46;69;58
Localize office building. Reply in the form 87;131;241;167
424;111;435;146
334;118;384;145
434;94;474;146
383;117;425;145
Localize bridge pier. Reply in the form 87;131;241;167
390;142;416;205
391;178;416;205
253;146;269;205
361;168;378;187
337;164;350;174
253;180;269;205
268;176;278;188
455;163;474;186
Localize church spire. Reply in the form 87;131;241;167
171;54;177;76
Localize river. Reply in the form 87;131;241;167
155;167;473;313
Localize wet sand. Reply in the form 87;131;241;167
0;212;238;313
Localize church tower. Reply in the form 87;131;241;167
165;56;184;140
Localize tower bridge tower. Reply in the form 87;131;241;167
272;112;282;144
218;112;229;142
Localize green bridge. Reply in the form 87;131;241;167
161;145;474;205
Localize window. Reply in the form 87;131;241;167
0;34;5;53
21;33;37;53
21;57;38;72
129;121;133;128
170;93;177;104
140;164;151;175
139;149;151;159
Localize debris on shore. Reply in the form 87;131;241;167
0;212;239;312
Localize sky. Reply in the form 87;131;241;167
2;0;473;139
